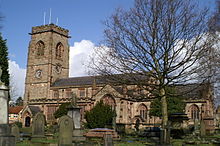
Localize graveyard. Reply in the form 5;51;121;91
1;86;219;146
1;77;220;146
2;0;220;146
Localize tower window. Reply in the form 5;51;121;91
56;42;64;59
54;90;59;98
36;41;45;57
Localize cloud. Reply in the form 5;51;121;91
9;60;26;100
69;40;95;77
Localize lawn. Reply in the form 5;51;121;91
16;133;220;146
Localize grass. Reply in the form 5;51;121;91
31;138;57;144
171;138;217;146
16;140;30;146
17;138;58;146
16;130;220;146
20;127;32;133
114;141;152;146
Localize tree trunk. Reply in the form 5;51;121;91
160;88;169;144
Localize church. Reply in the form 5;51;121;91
21;24;215;132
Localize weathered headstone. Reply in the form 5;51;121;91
0;67;15;146
11;124;20;142
200;120;206;137
134;119;140;132
67;93;86;142
194;119;200;136
68;93;81;129
104;134;113;146
160;126;170;145
58;115;73;146
32;112;46;139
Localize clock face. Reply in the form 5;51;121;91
55;64;62;74
35;69;42;78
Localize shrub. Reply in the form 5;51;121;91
53;102;71;119
85;101;116;129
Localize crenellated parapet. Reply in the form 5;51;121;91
30;24;70;38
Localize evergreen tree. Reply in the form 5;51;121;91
150;87;185;117
15;97;23;106
0;33;9;86
53;102;71;119
85;101;116;129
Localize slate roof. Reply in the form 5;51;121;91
51;76;107;87
9;106;23;114
175;83;211;99
29;106;41;115
51;74;150;88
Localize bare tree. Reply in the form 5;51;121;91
90;0;213;143
204;0;220;107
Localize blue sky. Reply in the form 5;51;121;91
0;0;134;68
0;0;216;68
0;0;217;99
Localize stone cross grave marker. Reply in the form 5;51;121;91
68;93;81;129
58;115;73;146
0;66;16;146
32;112;46;138
0;67;9;124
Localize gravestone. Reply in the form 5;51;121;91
104;134;113;146
0;67;15;146
67;93;81;129
200;120;206;137
32;112;46;140
67;93;86;142
58;115;73;146
193;119;200;136
11;124;20;142
134;119;140;132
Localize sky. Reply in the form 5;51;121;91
0;0;217;99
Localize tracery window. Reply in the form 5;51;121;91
36;41;45;56
79;88;85;97
190;104;199;120
56;42;64;59
138;104;148;120
101;95;116;109
66;89;72;98
47;106;57;121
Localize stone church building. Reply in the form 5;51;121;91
21;24;215;132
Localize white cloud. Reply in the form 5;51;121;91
69;40;95;77
9;60;26;100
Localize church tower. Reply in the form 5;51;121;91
24;24;70;104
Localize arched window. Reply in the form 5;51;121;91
138;104;148;120
25;116;31;127
101;95;116;109
190;104;199;120
36;41;45;56
56;42;64;59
